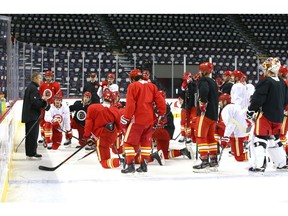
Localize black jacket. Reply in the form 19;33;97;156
197;76;219;121
22;81;48;123
249;76;288;123
83;81;100;104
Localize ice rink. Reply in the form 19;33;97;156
2;123;288;216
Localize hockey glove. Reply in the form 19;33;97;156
51;118;61;129
83;135;96;146
120;115;130;128
220;136;230;148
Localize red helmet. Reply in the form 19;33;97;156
232;70;244;80
102;89;113;102
183;71;192;79
215;77;223;86
107;73;115;79
45;70;53;77
83;91;92;98
142;70;150;81
279;65;288;78
223;70;232;77
54;94;62;100
219;93;231;104
129;69;142;80
199;62;213;74
159;90;166;99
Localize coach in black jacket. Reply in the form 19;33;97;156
22;72;49;159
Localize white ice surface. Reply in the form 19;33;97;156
2;123;288;216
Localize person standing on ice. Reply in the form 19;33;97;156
193;62;219;172
247;57;288;173
120;69;166;174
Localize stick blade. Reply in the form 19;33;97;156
38;165;57;171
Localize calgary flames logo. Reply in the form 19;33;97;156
76;110;87;121
53;114;63;124
43;89;53;99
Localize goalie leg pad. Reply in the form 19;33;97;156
267;145;287;168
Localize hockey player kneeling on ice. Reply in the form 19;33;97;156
68;91;92;148
152;90;193;162
84;89;124;169
218;93;249;162
43;94;72;150
247;57;288;173
193;62;219;172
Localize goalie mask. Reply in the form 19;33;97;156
262;57;281;73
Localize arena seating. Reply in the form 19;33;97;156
2;14;287;97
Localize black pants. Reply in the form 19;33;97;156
25;120;40;156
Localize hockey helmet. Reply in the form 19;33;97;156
45;70;53;77
142;70;150;80
232;70;244;80
54;94;62;101
215;77;223;86
223;70;232;77
278;65;288;78
129;69;142;80
262;57;281;73
107;73;115;79
199;62;214;74
102;89;114;102
183;71;192;79
83;91;92;98
219;93;231;104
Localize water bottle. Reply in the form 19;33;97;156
0;94;6;113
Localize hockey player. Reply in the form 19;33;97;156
220;70;233;94
83;72;100;104
84;89;124;169
230;70;250;110
247;57;288;173
66;91;92;148
142;70;151;82
43;94;72;150
39;70;62;145
97;73;119;100
120;69;166;174
278;65;288;157
152;90;193;160
218;93;248;161
193;62;219;172
178;71;197;144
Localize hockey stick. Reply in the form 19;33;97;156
39;144;87;171
77;149;96;161
15;114;42;152
171;132;181;141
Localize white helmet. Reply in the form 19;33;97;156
262;57;281;73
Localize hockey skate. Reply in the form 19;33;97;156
85;144;96;151
209;156;219;172
121;160;135;174
151;150;165;165
193;157;210;173
136;159;148;173
248;157;267;175
47;143;52;150
38;138;47;148
63;139;72;147
180;147;192;159
185;138;192;144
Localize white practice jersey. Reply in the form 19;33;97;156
230;82;250;110
221;103;247;138
97;83;119;98
44;104;71;131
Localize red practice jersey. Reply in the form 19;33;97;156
39;81;62;104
